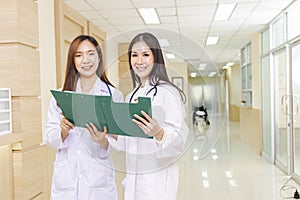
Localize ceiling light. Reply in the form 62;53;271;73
208;72;216;77
198;63;207;70
166;53;175;59
191;72;197;77
206;36;219;45
138;8;160;24
202;180;210;188
214;3;236;21
226;62;234;67
158;39;170;47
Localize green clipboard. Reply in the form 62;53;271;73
50;90;152;138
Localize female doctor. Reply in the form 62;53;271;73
109;32;188;200
45;35;123;200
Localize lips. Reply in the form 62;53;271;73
81;65;93;70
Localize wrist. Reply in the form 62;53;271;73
154;128;166;144
100;137;109;149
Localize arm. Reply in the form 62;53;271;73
44;97;73;149
132;87;188;158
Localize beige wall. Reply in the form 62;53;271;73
239;34;262;154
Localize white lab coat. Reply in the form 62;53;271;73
45;77;123;200
109;80;188;200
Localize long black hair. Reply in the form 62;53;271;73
128;32;185;102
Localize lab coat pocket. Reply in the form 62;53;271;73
87;159;109;188
53;160;74;191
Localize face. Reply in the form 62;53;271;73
130;41;154;83
74;40;99;79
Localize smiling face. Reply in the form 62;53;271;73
74;39;99;79
130;41;154;85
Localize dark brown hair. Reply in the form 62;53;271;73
128;32;185;102
62;35;113;91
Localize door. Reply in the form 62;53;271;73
292;41;300;180
273;48;290;172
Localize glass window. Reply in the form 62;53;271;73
288;1;300;40
272;16;286;48
262;28;270;54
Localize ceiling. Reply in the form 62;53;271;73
64;0;295;76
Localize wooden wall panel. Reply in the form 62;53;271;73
0;0;38;47
13;145;45;200
12;98;42;149
0;145;14;200
0;44;40;97
55;0;88;87
240;107;262;154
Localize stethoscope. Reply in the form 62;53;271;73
105;83;112;97
129;82;158;103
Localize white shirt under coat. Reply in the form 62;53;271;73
45;77;123;200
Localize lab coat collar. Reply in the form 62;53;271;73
76;76;108;95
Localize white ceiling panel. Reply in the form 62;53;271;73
177;6;217;16
87;0;134;10
131;0;176;8
156;7;176;16
65;1;94;11
63;0;295;76
99;9;139;19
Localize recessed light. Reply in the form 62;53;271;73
138;8;160;24
214;3;236;21
166;53;175;59
206;36;219;45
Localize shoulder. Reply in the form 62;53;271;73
109;85;124;102
158;83;181;98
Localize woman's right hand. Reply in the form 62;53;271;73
60;114;74;141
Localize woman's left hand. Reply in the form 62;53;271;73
86;123;108;149
132;111;164;139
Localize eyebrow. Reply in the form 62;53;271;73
75;49;96;53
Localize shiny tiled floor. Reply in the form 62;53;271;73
114;121;300;200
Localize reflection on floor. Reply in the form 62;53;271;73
114;121;300;200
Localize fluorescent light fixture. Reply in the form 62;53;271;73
208;72;217;77
191;72;197;77
202;180;210;188
214;3;236;21
193;148;199;153
201;171;208;178
198;63;207;70
158;39;169;47
228;179;237;187
166;53;175;59
212;155;218;160
206;36;219;45
225;171;232;178
210;148;216;153
193;155;199;161
138;8;160;24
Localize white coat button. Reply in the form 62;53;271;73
78;174;82;179
77;150;81;154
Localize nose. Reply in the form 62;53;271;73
136;55;143;64
82;53;90;63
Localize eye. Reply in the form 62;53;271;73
131;53;138;57
88;51;95;56
75;54;82;58
143;53;150;57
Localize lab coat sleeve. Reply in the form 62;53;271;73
112;87;124;102
108;135;126;151
44;97;70;149
154;88;188;158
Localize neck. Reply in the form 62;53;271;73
140;78;148;88
80;75;97;93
